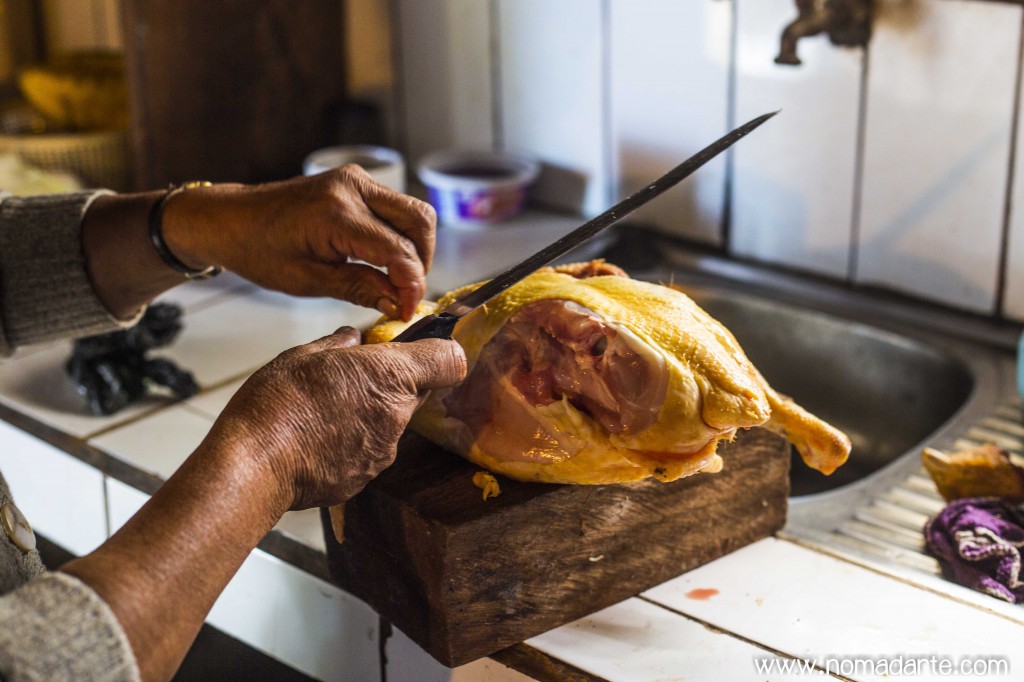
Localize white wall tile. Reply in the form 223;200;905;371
273;508;327;553
385;624;535;682
111;475;327;559
384;626;453;682
105;476;149;534
184;376;249;420
731;0;863;278
107;479;377;680
0;286;372;443
208;549;381;682
609;0;732;245
0;421;106;555
155;272;253;313
397;0;494;169
528;596;805;681
429;210;591;294
497;0;607;216
0;280;252;442
158;289;382;387
644;538;1024;680
0;341;163;439
857;0;1020;313
90;403;212;480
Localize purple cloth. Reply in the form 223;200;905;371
925;498;1024;603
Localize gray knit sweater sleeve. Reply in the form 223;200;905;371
0;190;135;353
0;192;142;679
0;573;140;682
0;470;139;680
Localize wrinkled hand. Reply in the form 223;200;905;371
205;327;466;510
164;166;436;320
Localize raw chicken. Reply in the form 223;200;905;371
367;261;851;485
923;444;1024;501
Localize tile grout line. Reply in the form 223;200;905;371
101;473;111;539
847;40;872;284
721;0;739;253
388;0;408;155
80;369;257;441
79;402;183;442
635;594;852;681
177;402;221;423
172;283;259;316
489;0;504;153
601;0;615;211
994;8;1024;318
377;617;392;682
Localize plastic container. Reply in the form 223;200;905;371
303;145;406;193
417;150;539;226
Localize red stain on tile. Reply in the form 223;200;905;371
685;588;719;600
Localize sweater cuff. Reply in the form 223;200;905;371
0;191;142;351
0;572;140;682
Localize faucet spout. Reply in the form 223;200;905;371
775;0;873;66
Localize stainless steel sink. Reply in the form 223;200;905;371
690;289;974;496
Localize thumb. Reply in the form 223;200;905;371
395;338;467;391
295;326;362;356
330;326;363;347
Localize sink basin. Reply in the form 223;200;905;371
688;289;974;496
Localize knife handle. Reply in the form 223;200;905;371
392;313;460;342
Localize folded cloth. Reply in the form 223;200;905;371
925;497;1024;603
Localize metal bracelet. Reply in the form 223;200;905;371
147;181;222;280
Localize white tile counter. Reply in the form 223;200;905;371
1;220;1022;681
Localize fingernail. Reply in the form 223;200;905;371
377;298;400;318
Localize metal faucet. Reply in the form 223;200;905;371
775;0;874;66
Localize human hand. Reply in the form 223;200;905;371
61;327;462;682
162;166;436;320
204;327;466;510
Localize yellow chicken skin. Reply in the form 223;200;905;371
367;262;851;485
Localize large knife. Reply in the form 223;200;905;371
393;110;778;343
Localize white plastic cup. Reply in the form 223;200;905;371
303;145;406;193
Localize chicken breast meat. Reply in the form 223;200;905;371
367;261;851;485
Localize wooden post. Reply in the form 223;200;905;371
121;0;346;188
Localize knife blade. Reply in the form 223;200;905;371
393;110;778;343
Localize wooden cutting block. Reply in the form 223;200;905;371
322;427;790;667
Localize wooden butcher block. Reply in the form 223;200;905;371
322;427;790;667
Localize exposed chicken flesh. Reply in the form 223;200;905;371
367;261;851;485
